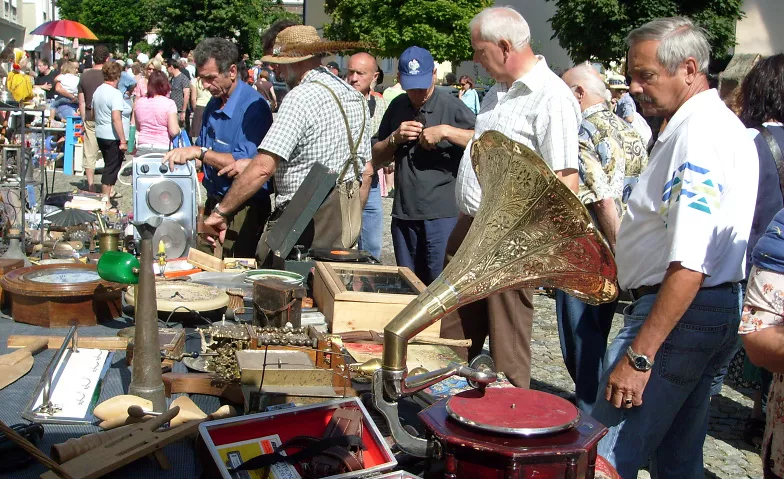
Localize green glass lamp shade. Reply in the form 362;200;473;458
97;251;140;284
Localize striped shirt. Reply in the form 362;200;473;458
259;66;371;207
455;56;580;216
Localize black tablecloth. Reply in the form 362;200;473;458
0;315;219;478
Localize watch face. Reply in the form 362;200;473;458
27;269;101;284
634;356;650;370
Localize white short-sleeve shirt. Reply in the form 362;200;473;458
92;83;131;140
454;56;581;216
615;89;758;289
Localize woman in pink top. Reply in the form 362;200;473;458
133;60;160;99
133;70;180;156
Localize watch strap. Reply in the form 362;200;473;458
626;346;653;371
198;147;208;162
214;204;233;220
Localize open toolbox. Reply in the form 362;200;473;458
199;397;397;479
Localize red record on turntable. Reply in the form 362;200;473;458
310;247;375;262
445;387;581;437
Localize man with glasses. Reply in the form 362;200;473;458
164;38;273;259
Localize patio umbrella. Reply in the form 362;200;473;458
45;208;97;227
30;20;98;41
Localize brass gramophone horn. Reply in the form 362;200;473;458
372;130;618;456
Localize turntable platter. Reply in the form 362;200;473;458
153;219;189;258
445;387;580;437
147;180;184;216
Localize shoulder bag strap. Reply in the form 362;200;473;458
756;125;784;198
312;80;367;182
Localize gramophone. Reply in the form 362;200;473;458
371;131;619;478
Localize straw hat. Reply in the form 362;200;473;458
607;74;629;90
261;25;369;64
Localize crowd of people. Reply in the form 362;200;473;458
7;5;784;477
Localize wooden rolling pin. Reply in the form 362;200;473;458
51;402;236;464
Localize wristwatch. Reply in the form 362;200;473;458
213;203;233;220
198;146;208;162
626;346;654;371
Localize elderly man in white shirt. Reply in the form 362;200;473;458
439;5;580;388
589;17;758;478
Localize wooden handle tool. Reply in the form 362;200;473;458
0;338;48;366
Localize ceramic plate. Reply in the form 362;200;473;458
243;269;305;285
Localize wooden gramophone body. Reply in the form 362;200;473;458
420;389;608;479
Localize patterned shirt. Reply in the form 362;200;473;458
740;265;784;478
259;67;371;207
577;103;648;207
455;56;581;216
169;72;190;112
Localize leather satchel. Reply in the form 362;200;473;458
310;82;367;250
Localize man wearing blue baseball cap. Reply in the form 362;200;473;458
369;46;475;284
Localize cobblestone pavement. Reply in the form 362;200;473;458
54;174;761;478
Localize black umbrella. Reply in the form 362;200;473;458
45;209;97;227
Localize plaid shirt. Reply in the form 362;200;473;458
259;67;371;207
455;56;580;216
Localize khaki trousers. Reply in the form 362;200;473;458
82;119;100;170
439;215;534;388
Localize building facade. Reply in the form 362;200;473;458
22;0;56;52
735;0;784;55
0;0;25;47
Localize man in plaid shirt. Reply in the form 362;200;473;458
203;22;372;252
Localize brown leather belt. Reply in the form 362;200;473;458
629;282;737;302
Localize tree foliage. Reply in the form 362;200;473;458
547;0;744;66
324;0;494;62
152;0;299;58
56;0;152;46
57;0;296;57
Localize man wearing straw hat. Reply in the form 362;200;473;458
609;74;652;146
203;22;372;251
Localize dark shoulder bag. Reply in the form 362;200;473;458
310;82;367;249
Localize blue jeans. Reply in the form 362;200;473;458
555;290;617;414
391;216;457;284
357;176;382;260
592;284;742;478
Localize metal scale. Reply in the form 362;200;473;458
23;326;113;425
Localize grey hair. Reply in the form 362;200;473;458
469;6;531;51
193;38;238;74
626;17;711;74
569;62;608;97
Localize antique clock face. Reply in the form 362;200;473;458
27;269;101;284
125;282;229;312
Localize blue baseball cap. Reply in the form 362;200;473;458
398;46;434;90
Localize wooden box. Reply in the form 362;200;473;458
313;262;440;338
252;278;306;328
